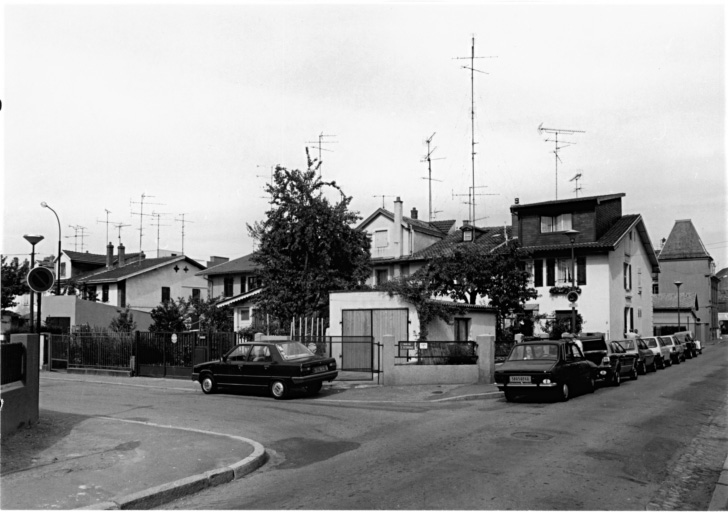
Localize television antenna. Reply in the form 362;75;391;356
452;185;498;226
256;165;274;200
421;132;445;222
131;193;164;264
96;209;113;245
112;222;131;245
454;36;497;225
537;123;585;199
65;225;89;252
150;211;171;257
305;132;337;177
175;213;194;255
373;195;396;209
570;171;584;198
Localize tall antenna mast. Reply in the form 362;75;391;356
305;132;337;177
537;123;585;199
570;171;583;198
112;222;131;246
65;225;89;252
96;209;113;245
150;211;171;258
421;132;445;222
130;193;164;264
175;214;194;255
454;36;496;225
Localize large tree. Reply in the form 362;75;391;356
1;256;30;311
422;241;538;339
248;155;371;322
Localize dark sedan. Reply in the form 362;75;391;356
494;340;597;402
192;341;338;399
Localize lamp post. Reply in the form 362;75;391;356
23;235;44;332
564;229;580;334
675;280;683;331
41;202;62;295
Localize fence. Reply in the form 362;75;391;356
136;331;239;378
1;342;25;385
291;335;379;381
394;341;478;366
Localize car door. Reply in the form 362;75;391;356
243;345;275;388
216;345;251;385
568;342;591;388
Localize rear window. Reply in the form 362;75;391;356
643;337;658;348
619;339;636;350
508;343;559;361
581;339;607;352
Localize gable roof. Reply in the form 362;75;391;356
197;253;258;276
653;292;698;311
75;256;205;284
658;219;712;261
357;208;455;237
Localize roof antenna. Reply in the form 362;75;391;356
305;132;337;178
537;123;585;200
175;214;194;256
570;171;583;198
373;195;396;209
421;132;445;222
131;193;164;264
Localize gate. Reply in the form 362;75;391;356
50;334;70;370
294;334;380;381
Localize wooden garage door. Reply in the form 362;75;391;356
342;309;409;370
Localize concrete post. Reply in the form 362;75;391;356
476;334;495;384
1;334;40;436
382;334;395;386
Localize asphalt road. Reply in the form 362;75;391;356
40;343;728;510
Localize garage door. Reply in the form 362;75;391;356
342;309;409;370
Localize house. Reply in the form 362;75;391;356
510;193;660;341
655;219;720;340
652;292;699;335
196;253;263;333
357;197;457;285
73;243;208;313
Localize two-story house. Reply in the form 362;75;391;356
196;253;263;332
655;219;720;340
511;193;660;341
357;197;457;285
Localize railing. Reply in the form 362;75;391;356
68;333;134;370
394;341;478;365
1;342;25;384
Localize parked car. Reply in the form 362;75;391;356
658;336;683;364
616;338;657;374
673;331;698;358
641;336;670;369
579;334;638;385
494;339;597;402
192;341;338;399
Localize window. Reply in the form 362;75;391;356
162;287;171;303
454;318;470;341
376;268;388;285
223;276;234;297
60;262;67;278
400;264;410;277
558;259;571;284
624;263;632;291
540;213;572;233
247;276;262;291
624;307;634;334
227;345;251;362
249;345;272;362
546;258;556;286
577;257;586;286
89;285;98;302
374;230;389;248
652;282;659;294
102;284;109;302
118;281;126;307
192;288;200;300
239;308;250;322
463;230;474;242
534;259;543;287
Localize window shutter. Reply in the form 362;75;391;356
546;258;556;286
534;260;543;287
577;257;586;285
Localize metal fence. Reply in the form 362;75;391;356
292;335;379;381
1;342;25;384
136;331;239;378
395;341;478;365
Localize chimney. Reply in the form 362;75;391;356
118;243;126;267
410;207;418;220
106;243;114;269
462;219;470;227
394;197;403;259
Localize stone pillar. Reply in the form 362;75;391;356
1;334;40;436
382;334;395;386
477;334;495;384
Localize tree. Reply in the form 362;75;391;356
109;304;137;333
1;256;30;310
182;296;234;332
422;241;538;339
149;299;188;333
248;153;371;322
544;313;584;340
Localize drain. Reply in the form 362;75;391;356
511;431;553;441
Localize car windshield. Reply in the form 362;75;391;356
581;339;607;352
276;342;315;360
508;344;559;361
644;338;658;347
619;340;635;350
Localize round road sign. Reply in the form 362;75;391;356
27;266;56;293
567;290;580;303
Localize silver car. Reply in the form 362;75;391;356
642;336;670;369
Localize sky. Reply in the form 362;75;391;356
2;2;727;272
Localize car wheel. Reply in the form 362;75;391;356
612;370;621;386
638;361;646;375
630;366;638;380
305;381;323;396
504;389;516;402
674;355;681;365
270;380;288;400
650;360;658;372
588;376;596;393
557;383;570;402
200;374;216;395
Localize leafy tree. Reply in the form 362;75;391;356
377;275;464;341
149;299;188;333
248;153;371;322
422;241;538;339
1;256;30;310
110;304;137;333
182;296;234;332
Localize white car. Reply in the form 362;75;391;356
641;336;670;369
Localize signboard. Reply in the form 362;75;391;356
567;290;580;303
400;342;415;351
418;342;428;350
27;267;55;293
171;334;178;344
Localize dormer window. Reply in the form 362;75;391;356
540;213;572;233
463;230;473;242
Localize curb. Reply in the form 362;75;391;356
78;418;268;510
708;454;728;511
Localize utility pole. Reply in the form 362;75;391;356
130;193;164;264
537;124;585;200
454;37;496;225
175;214;194;255
421;132;445;222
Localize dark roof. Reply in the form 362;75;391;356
410;225;514;260
358;208;455;237
658;219;712;261
75;256;205;284
717;267;728;281
197;253;258;276
653;292;698;310
63;249;143;266
430;220;457;234
510;193;625;212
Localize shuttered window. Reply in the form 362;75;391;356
577;257;586;285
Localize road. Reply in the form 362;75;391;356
40;342;728;510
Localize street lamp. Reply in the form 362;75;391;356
41;202;62;295
23;235;44;332
675;280;683;331
564;229;580;334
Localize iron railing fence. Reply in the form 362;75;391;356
68;333;134;370
136;331;239;368
1;342;25;384
395;341;478;365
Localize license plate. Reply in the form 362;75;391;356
509;375;531;383
312;366;328;374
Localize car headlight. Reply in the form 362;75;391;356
542;378;552;385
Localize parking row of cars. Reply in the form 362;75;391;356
494;331;701;402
